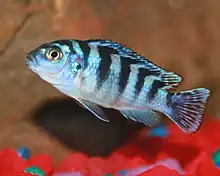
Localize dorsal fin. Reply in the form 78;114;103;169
160;72;182;90
87;39;182;90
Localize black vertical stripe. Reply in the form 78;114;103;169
134;68;153;99
118;58;140;94
168;93;179;109
166;93;173;107
96;46;117;90
53;40;73;50
77;40;91;69
118;58;131;94
147;80;163;102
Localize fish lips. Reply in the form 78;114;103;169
26;52;35;65
25;54;39;72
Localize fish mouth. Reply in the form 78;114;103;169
25;54;39;72
25;57;31;67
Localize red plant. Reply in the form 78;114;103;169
0;118;219;176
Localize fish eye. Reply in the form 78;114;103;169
46;48;63;62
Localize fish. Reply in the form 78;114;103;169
25;39;211;134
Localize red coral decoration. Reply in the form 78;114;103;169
27;154;54;175
0;149;26;176
56;153;88;175
0;118;219;176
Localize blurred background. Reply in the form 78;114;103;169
0;0;219;164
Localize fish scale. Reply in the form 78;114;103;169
116;64;139;107
92;54;122;106
25;39;211;134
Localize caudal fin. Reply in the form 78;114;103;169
167;88;211;134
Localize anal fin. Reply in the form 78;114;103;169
76;98;110;122
119;109;163;127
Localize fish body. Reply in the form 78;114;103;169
25;39;211;133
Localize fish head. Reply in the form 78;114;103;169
25;40;83;86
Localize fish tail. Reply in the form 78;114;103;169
166;88;211;133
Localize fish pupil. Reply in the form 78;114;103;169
51;51;58;58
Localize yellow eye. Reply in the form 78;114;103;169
46;48;62;62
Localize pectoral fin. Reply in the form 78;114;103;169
119;109;162;127
76;98;110;122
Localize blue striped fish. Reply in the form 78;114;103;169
25;39;211;134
